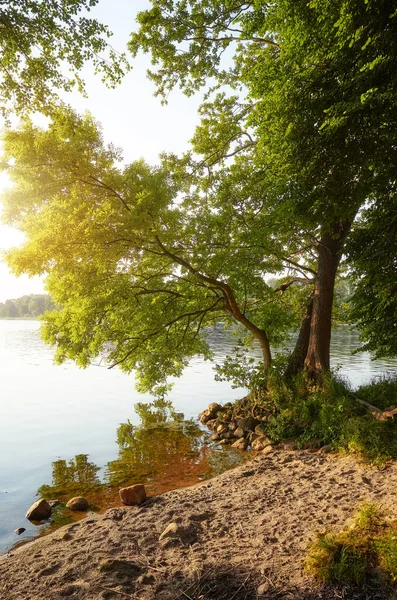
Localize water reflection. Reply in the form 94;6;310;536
106;398;209;491
38;454;101;499
32;398;246;541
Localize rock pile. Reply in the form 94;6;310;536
198;400;274;453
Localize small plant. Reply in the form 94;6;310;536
306;532;369;584
306;503;397;586
376;529;397;582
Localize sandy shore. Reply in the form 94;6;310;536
1;449;397;600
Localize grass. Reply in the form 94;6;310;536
306;503;397;586
254;373;397;464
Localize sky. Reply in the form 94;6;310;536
0;0;204;302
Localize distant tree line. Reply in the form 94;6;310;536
0;294;55;318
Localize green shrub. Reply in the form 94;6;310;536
306;503;397;586
376;530;397;582
251;372;397;463
306;532;370;584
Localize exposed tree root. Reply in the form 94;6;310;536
351;395;397;421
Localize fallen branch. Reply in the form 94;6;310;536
350;395;397;421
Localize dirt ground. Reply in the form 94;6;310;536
1;449;397;600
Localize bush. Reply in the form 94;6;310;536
253;373;397;463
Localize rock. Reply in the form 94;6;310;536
216;424;228;434
262;445;274;454
66;497;89;511
26;499;52;521
257;583;270;595
119;484;147;506
47;499;60;508
208;402;223;416
252;435;272;451
198;409;212;424
159;522;183;540
228;421;237;431
248;432;259;444
206;419;218;430
210;433;221;441
233;426;245;438
231;438;248;450
254;423;267;435
237;416;261;432
14;528;26;535
303;438;322;451
219;438;232;445
320;444;332;454
223;431;235;440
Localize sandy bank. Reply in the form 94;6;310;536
1;449;396;600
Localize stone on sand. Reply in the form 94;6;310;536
66;497;89;511
26;499;52;521
119;484;147;506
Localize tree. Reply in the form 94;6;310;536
1;109;306;391
0;0;128;116
348;194;397;358
130;0;397;376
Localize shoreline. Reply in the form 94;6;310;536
1;449;397;599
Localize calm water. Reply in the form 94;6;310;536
1;320;396;554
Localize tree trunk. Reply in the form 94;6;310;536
257;328;272;375
285;296;313;380
304;222;352;378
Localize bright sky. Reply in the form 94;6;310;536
0;0;204;302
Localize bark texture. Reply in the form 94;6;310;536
285;296;313;380
304;222;352;378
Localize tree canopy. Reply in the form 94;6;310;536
130;0;397;374
0;0;128;115
1;109;308;392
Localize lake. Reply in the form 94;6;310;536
1;320;396;554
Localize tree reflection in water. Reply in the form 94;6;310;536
38;454;101;500
106;398;209;491
37;398;247;511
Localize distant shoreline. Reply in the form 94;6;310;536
0;317;39;321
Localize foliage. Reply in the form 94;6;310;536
306;503;397;586
131;0;397;367
0;109;307;391
2;0;397;391
0;294;55;318
355;376;397;412
0;0;128;115
348;196;397;358
249;374;397;464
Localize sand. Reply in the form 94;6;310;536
1;449;397;600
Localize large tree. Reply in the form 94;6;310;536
130;0;397;377
1;110;308;391
0;0;128;115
